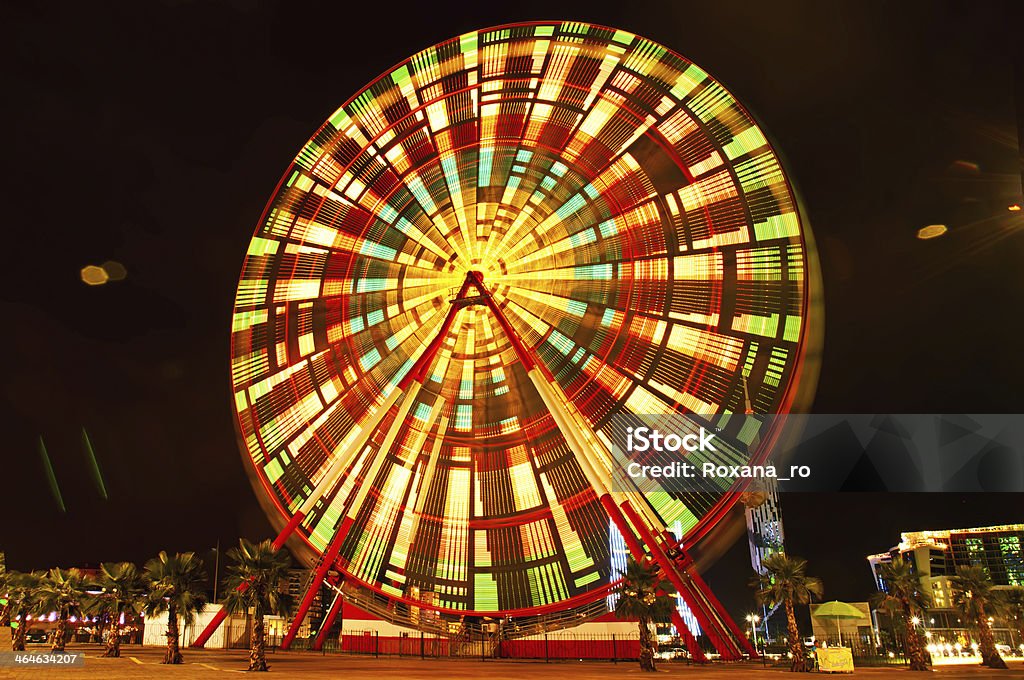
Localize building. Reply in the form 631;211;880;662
867;523;1024;649
744;477;786;638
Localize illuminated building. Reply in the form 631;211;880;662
200;21;821;660
743;478;786;635
867;524;1024;646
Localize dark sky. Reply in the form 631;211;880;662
2;0;1022;625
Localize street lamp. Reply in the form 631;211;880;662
746;613;761;655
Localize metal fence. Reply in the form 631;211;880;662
763;635;910;669
277;629;642;662
499;632;640;661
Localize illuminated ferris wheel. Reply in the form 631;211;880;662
200;21;818;660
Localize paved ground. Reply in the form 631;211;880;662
1;645;1022;679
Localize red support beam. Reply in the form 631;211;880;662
669;608;706;662
281;517;352;650
312;577;344;651
685;560;759;658
617;500;743;660
470;271;537;373
404;275;475;387
192;510;310;647
272;511;307;550
598;494;707;663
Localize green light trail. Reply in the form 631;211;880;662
82;427;108;500
37;436;66;513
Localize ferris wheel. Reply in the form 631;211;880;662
197;21;818;660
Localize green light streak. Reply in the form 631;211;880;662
81;427;108;500
37;436;66;513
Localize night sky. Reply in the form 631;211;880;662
3;0;1022;625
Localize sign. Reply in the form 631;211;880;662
816;647;854;673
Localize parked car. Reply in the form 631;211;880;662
25;628;48;644
656;647;689;660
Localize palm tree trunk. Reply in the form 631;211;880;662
637;615;656;672
164;603;183;664
52;615;67;653
888;614;901;655
899;600;928;671
12;614;28;651
975;602;1007;669
784;599;806;672
250;607;268;672
104;622;122;657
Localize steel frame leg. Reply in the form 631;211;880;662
280;518;352;650
312;576;344;651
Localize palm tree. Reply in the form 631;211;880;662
1005;586;1024;654
0;570;11;627
869;592;903;655
951;565;1007;669
90;562;145;658
873;560;930;671
144;551;207;664
4;571;43;651
752;552;823;672
613;557;677;672
221;539;294;671
33;568;90;652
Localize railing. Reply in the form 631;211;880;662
763;636;910;668
308;628;641;661
499;632;640;661
339;581;612;640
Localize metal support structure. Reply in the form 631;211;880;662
192;510;311;647
599;493;707;662
617;501;744;660
312;576;344;651
281;523;350;650
685;559;760;657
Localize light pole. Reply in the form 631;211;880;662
212;540;220;604
746;613;761;656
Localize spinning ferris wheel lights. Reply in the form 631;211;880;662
195;20;819;660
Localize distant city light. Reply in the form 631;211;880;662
1009;204;1022;212
81;260;127;286
102;260;128;281
916;225;948;240
80;265;109;286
